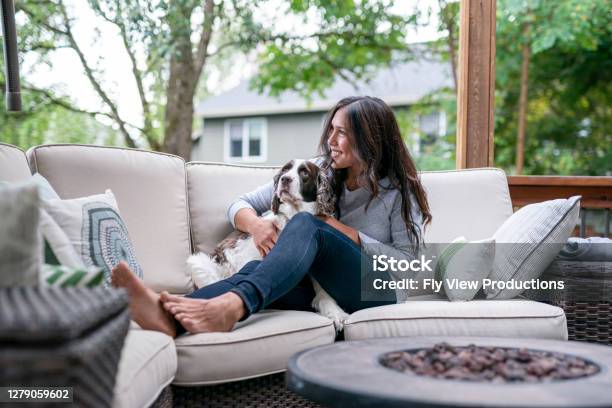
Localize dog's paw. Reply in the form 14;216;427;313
330;310;349;333
319;307;349;333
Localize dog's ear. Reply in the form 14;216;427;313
271;194;281;214
316;170;336;216
271;168;283;214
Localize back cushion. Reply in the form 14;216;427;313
187;165;512;253
0;143;32;182
187;163;277;253
28;145;192;293
422;168;513;243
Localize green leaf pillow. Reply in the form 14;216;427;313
43;264;105;288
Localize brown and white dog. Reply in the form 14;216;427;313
188;159;349;330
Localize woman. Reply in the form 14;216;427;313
111;96;432;337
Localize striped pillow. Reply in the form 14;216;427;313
486;196;581;299
43;264;105;288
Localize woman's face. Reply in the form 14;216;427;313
327;107;359;170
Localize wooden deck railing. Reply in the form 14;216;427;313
507;176;612;237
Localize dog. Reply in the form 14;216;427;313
188;159;349;331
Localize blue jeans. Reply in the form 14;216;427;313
178;212;396;332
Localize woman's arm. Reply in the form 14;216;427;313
228;180;278;256
235;208;279;256
359;192;422;260
227;180;275;228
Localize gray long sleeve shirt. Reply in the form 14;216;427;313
227;173;424;300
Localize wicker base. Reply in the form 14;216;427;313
151;385;173;408
551;301;612;344
172;373;320;408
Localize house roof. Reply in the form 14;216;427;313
196;58;452;119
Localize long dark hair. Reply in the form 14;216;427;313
318;96;432;244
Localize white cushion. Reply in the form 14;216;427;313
486;196;581;299
186;162;277;254
0;143;31;182
28;145;192;293
343;295;567;341
173;310;335;385
113;330;177;408
421;168;513;243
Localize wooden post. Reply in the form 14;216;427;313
456;0;497;169
515;23;531;174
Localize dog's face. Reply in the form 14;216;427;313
272;159;335;216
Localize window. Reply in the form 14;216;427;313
418;110;447;151
224;118;267;162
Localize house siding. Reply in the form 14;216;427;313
193;111;326;165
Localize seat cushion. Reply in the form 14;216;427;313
343;295;567;341
28;145;192;293
113;329;177;408
186;162;277;254
0;143;31;182
174;310;335;385
422;168;513;243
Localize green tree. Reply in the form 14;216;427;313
10;0;417;159
494;0;611;175
426;0;610;175
0;76;116;149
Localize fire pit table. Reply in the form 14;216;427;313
287;337;612;408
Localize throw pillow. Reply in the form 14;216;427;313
43;264;104;287
434;236;496;301
39;208;85;268
3;174;85;269
485;195;581;300
0;180;41;286
31;173;61;201
42;189;143;286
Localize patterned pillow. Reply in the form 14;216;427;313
43;264;104;287
41;189;143;286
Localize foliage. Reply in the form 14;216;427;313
2;0;417;159
0;73;116;150
252;0;416;100
395;90;456;171
494;0;611;175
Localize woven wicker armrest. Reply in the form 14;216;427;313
533;259;612;345
0;286;130;407
0;286;128;342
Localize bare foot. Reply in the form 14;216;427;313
160;291;246;333
111;261;176;338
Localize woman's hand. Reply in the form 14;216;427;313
316;215;361;245
248;218;279;257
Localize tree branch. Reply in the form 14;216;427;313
21;43;70;53
438;0;458;92
18;4;69;36
194;0;216;81
21;84;146;132
56;0;137;148
318;53;360;91
98;0;159;149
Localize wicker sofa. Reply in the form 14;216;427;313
0;142;568;407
